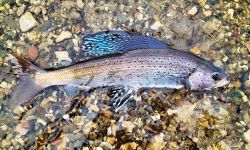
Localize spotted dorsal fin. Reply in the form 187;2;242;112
80;30;169;57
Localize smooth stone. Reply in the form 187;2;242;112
19;12;38;32
56;31;72;43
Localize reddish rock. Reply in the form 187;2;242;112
28;45;38;61
39;58;49;69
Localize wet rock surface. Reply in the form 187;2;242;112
0;0;249;149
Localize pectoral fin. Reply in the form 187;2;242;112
179;78;192;90
108;87;138;112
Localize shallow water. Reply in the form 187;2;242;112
0;0;249;149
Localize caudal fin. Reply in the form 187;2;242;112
7;52;45;111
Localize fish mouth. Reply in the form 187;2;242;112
215;76;230;88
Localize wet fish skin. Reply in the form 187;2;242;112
35;48;229;91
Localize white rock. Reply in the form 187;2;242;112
244;130;250;143
19;12;38;32
135;12;143;21
228;8;234;19
73;116;86;125
100;142;112;150
121;121;135;133
150;21;162;30
188;6;198;15
89;104;100;112
16;124;29;135
76;0;84;9
203;11;212;17
17;5;25;16
55;51;72;62
213;60;223;67
56;31;72;43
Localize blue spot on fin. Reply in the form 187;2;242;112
80;30;169;57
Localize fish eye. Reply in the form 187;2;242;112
211;72;221;81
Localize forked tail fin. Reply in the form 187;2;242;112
7;52;46;111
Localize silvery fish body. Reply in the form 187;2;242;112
7;31;229;111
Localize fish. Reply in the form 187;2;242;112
6;31;230;111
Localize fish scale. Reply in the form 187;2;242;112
35;49;198;89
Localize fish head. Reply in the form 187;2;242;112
187;62;230;90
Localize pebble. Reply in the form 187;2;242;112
198;0;206;7
16;123;29;135
89;104;100;112
47;38;53;45
146;133;165;150
135;12;143;21
245;41;250;52
56;31;72;43
76;0;84;9
244;130;250;143
190;47;200;55
19;12;38;32
100;142;112;150
17;5;25;16
62;1;75;10
1;139;11;148
203;11;212;16
150;21;162;30
28;45;39;61
213;60;223;67
188;6;198;15
228;9;234;19
55;51;72;63
73;116;86;125
121;121;135;133
119;142;138;150
106;137;115;145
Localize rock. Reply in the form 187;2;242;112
106;137;115;145
203;11;212;16
70;11;81;19
150;21;162;30
47;38;53;45
56;31;72;43
3;16;17;29
190;47;200;55
16;123;29;135
207;0;220;5
198;0;206;7
135;12;143;21
244;130;250;143
73;116;86;125
19;12;38;32
213;60;223;67
100;142;112;150
76;0;84;9
120;142;138;150
62;1;75;10
245;41;250;52
17;5;25;16
121;121;135;133
146;133;165;150
228;9;234;19
1;139;11;148
0;50;7;57
55;51;72;64
88;1;95;8
188;6;198;15
89;104;100;112
28;45;39;61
